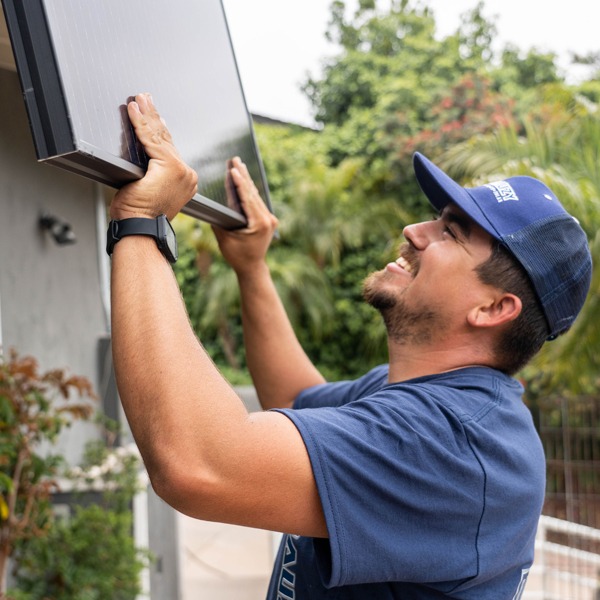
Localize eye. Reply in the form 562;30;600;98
443;226;457;239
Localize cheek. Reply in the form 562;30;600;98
412;261;479;311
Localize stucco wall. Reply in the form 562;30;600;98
0;67;109;462
0;66;181;598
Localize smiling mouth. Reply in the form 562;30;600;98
396;256;413;274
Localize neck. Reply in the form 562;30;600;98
386;337;494;384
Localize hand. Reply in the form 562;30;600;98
212;157;279;274
110;94;198;221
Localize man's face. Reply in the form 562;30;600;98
363;203;495;345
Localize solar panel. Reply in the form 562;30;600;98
1;0;271;227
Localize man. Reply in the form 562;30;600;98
108;94;592;599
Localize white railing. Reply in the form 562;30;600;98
524;516;600;600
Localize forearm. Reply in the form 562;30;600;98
110;237;247;482
237;262;326;410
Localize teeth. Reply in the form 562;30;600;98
396;256;412;273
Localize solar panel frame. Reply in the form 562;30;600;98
1;0;271;228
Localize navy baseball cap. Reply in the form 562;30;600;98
413;152;592;340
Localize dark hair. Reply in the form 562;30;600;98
475;242;550;375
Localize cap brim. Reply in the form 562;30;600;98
412;152;501;241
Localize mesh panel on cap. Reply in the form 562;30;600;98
502;214;592;337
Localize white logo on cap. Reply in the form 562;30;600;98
485;181;519;203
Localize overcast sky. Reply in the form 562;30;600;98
221;0;600;126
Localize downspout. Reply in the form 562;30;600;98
95;183;111;330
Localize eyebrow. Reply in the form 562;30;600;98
440;206;472;240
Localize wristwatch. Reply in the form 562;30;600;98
106;214;178;263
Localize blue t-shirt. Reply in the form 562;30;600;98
267;365;545;599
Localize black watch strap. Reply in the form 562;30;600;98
106;215;178;263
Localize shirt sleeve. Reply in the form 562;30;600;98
276;388;484;589
294;365;389;409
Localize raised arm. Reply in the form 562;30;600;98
109;94;326;537
213;161;326;410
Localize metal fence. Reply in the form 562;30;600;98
525;516;600;599
525;395;600;599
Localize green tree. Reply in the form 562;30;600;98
571;51;600;103
498;44;560;89
174;1;599;381
173;213;335;373
280;155;405;267
455;1;497;65
307;0;442;127
275;153;409;376
299;0;567;218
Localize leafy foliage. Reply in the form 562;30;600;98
174;0;599;392
10;437;149;600
0;350;149;598
12;506;145;600
0;350;95;591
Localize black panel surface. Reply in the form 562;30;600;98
2;0;271;227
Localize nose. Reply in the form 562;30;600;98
402;219;438;250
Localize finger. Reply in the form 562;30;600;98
135;92;156;117
227;158;277;232
127;95;177;159
236;160;255;186
142;95;175;144
229;158;261;197
230;167;266;224
127;99;143;125
230;167;258;198
230;157;257;189
159;117;174;143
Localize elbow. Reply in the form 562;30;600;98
148;459;220;519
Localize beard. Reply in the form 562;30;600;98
362;253;443;345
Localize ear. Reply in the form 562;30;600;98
467;293;522;330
